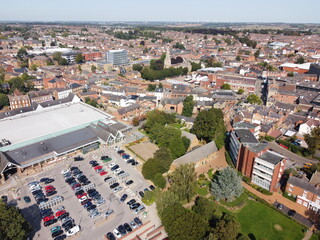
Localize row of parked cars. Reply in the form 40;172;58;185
28;177;57;205
62;166;105;219
105;217;143;240
117;150;139;166
40;206;80;239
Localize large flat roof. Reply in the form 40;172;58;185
0;102;113;150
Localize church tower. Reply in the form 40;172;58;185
164;47;171;69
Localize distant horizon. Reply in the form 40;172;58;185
2;0;320;24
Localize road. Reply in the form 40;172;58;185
268;141;318;165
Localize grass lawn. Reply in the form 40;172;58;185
310;234;320;240
196;186;209;196
237;200;305;240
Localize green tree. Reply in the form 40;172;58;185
153;173;166;189
58;57;68;66
181;136;191;152
237;89;244;94
191;108;226;148
142;188;161;205
210;167;243;202
91;65;97;73
191;62;202;72
192;196;220;221
132;64;143;72
52;52;62;61
305;127;320;154
254;49;260;58
156;190;180;217
0;93;9;110
148;84;156;91
0;202;32;240
173;42;185;50
142;158;166;180
30;64;38;71
221;83;231;90
158;82;163;89
246;94;262;105
17;47;27;60
209;213;240;240
296;56;305;64
75;53;84;64
169;164;197;202
182;95;194;117
236;56;241;61
132;116;140;126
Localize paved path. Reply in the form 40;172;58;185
268;141;318;165
302;227;314;240
242;182;309;218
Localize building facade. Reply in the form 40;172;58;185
106;50;129;66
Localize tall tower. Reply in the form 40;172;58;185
164;47;171;69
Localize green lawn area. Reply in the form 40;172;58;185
237;200;305;240
310;234;320;240
196;186;209;196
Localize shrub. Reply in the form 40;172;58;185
152;173;166;189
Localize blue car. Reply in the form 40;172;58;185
84;202;93;209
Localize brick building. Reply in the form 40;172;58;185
8;89;31;110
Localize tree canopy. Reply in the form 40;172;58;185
0;202;32;240
0;93;9;110
305;127;320;154
169;164;197;202
208;213;240;240
221;83;231;90
192;196;221;221
210;167;243;202
191;108;226;148
75;53;84;64
246;94;262;105
182;95;194;117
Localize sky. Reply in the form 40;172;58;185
1;0;320;23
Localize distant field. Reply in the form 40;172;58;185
237;200;305;240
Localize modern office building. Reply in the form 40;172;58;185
106;49;129;66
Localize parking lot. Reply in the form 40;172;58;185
17;145;155;240
273;201;313;228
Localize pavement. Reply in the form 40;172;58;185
0;144;163;240
268;141;318;165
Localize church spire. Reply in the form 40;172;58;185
164;47;171;68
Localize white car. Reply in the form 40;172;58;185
28;181;39;187
113;186;123;193
61;169;70;175
113;228;122;239
105;209;114;217
66;225;80;237
109;163;116;168
89;211;101;219
130;221;138;229
114;146;120;151
30;185;41;191
55;206;65;213
114;168;122;174
79;196;87;202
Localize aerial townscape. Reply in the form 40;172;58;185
0;1;320;240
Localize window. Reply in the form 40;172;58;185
303;202;308;207
289;187;293;192
297;199;302;204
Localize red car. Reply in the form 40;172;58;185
93;165;102;170
100;171;108;176
72;184;81;190
45;185;54;191
80;199;91;205
55;210;66;217
43;215;55;222
77;193;87;199
279;143;289;149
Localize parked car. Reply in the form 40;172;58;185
110;183;120;189
23;196;31;203
277;204;284;210
55;210;67;217
89;210;101;219
100;171;108;176
134;217;142;226
44;219;56;227
125;180;133;186
113;228;122;239
288;209;296;217
149;185;155;190
74;156;84;161
51;226;61;233
130;221;138;229
66;226;80;237
113;186;122;193
138;191;144;198
105;209;114;217
127;199;136;206
120;194;128;202
124;223;132;232
106;232;116;240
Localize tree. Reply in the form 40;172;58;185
52;52;62;61
0;202;32;240
254;49;260;58
173;42;185;50
153;173;166;189
75;53;84;64
209;213;240;240
30;64;38;71
169;164;197;202
0;93;9;110
296;56;305;64
237;89;244;94
192;196;220;221
305;127;320;154
182;95;194;117
221;83;231;90
132;64;143;72
191;62;202;72
158;82;163;89
148;84;156;91
236;56;241;61
246;94;262;105
287;72;294;77
17;47;27;60
91;65;97;73
142;158;166;180
181;136;190;152
191;108;226;148
142;188;161;205
210;167;243;202
132;116;140;126
156;190;179;216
